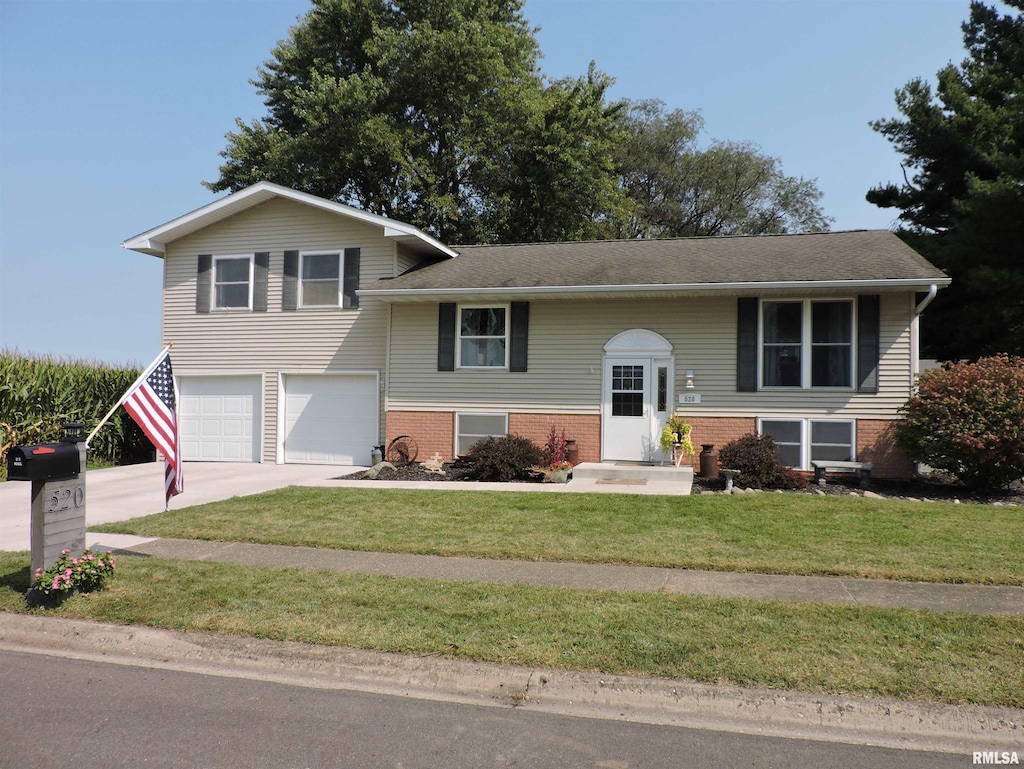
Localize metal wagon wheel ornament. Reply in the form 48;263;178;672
386;435;419;465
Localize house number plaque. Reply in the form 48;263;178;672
31;477;87;574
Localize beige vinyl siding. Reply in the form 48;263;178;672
162;197;396;461
395;243;420;274
387;293;914;420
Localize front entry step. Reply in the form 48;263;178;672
571;462;694;484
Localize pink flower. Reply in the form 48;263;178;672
61;549;70;555
51;579;60;589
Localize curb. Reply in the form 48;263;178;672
2;613;1020;755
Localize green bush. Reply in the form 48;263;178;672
718;433;808;490
467;434;542;482
896;354;1024;490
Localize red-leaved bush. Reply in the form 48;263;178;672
895;355;1024;490
718;433;808;490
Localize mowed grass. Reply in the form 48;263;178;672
1;551;1021;707
93;487;1024;585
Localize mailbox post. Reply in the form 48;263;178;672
7;423;87;574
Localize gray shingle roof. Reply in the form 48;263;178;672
362;230;949;298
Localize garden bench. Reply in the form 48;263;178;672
811;460;874;489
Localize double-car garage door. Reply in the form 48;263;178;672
179;374;377;465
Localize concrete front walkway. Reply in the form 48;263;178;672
118;537;1024;616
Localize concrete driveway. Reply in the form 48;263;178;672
0;462;358;552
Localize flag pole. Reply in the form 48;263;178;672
86;342;174;447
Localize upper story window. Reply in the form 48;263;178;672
762;299;854;389
300;252;341;307
214;255;254;310
458;306;508;368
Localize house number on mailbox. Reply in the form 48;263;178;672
46;482;85;513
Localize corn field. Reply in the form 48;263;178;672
0;350;153;480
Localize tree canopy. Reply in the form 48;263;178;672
612;100;830;239
868;0;1024;359
209;0;830;245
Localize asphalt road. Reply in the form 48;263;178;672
2;650;970;769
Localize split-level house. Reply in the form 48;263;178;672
124;182;950;478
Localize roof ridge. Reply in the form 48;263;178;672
452;229;878;249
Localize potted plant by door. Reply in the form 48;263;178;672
660;415;694;467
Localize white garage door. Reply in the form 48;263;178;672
283;374;378;465
179;376;262;462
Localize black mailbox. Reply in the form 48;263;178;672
7;443;82;481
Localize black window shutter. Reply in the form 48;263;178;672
196;254;212;314
438;303;456;371
282;250;299;311
857;294;881;393
509;302;529;372
343;248;361;308
736;297;758;392
253;252;270;312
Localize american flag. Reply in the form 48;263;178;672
123;347;183;504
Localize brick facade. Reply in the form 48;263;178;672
385;411;913;479
384;411;454;463
681;416;758;471
856;419;914;479
385;411;602;463
508;414;602;464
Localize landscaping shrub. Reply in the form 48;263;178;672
896;354;1024;490
540;424;569;467
467;434;542;482
718;433;808;490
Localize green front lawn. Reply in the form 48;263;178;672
1;551;1021;707
94;487;1024;585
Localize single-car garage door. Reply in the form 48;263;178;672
179;376;262;462
283;374;378;465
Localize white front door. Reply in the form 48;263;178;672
602;358;655;461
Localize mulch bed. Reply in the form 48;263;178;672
341;463;1023;506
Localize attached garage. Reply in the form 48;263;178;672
179;375;262;462
282;373;378;465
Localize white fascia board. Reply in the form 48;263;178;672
122;181;456;259
360;277;953;300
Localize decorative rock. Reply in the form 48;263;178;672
365;461;396;479
862;490;883;499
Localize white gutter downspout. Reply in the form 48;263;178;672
911;284;938;381
915;284;938;315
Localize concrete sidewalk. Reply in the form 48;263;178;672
114;537;1024;616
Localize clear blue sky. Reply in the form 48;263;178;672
1;0;969;366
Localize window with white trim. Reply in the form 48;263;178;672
455;412;508;455
300;252;341;307
761;299;854;389
759;418;855;469
458;306;508;368
213;255;254;310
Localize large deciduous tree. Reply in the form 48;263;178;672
207;0;623;244
612;100;831;239
868;0;1024;359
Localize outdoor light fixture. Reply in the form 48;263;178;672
685;370;695;389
